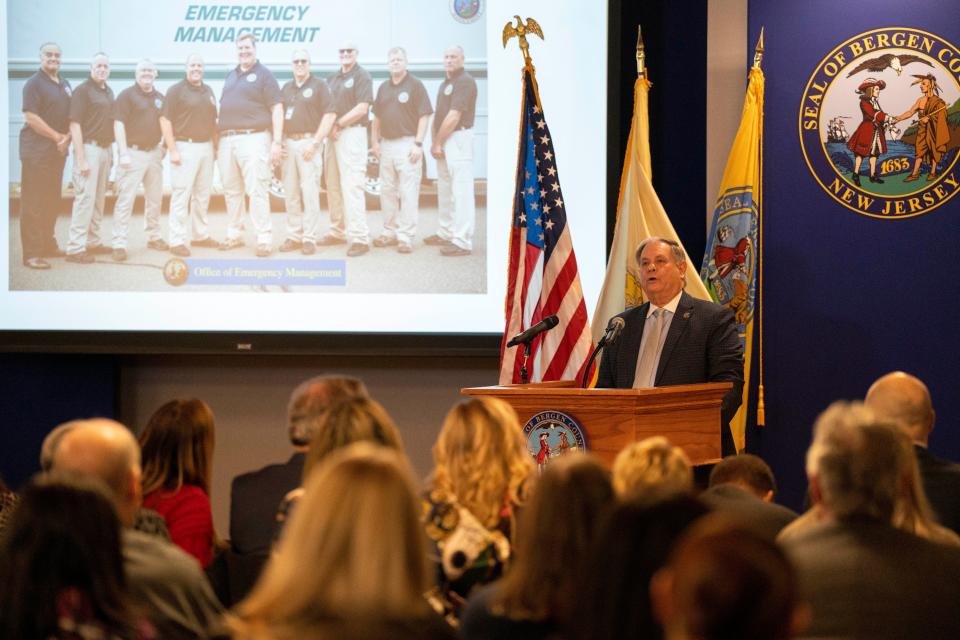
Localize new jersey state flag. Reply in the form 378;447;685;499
700;64;765;452
499;67;593;384
591;75;712;349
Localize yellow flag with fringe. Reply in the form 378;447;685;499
699;50;765;452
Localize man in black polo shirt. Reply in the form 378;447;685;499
322;41;373;257
371;46;433;254
427;45;478;257
65;52;115;263
160;54;219;257
111;59;165;262
19;42;72;270
279;49;336;256
217;32;283;258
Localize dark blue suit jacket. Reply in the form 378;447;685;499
596;292;744;452
229;452;304;555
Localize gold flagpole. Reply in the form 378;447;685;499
754;27;766;427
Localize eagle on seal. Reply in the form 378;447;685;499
845;53;933;77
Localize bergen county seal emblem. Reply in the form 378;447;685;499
799;28;960;219
450;0;482;24
523;410;587;472
163;258;189;287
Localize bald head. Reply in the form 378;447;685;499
865;371;935;445
52;419;142;525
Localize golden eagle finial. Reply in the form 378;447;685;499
502;15;544;67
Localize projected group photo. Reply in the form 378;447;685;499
7;1;488;294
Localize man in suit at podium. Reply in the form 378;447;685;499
596;237;744;455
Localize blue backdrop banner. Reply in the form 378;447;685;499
748;0;960;510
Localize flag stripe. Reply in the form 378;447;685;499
499;68;594;384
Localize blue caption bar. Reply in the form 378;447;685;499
184;259;346;286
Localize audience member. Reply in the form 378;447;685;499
423;397;534;622
650;516;805;640
139;398;218;568
778;424;959;547
42;419;170;541
700;454;797;540
229;375;368;557
460;454;615;640
866;370;960;533
570;493;709;640
227;444;454;640
222;376;369;605
53;418;224;639
0;474;153;639
275;395;404;529
612;436;693;498
782;401;960;639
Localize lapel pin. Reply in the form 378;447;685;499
683;311;691;319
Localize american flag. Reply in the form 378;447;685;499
499;68;594;384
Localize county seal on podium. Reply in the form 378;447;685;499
523;410;587;471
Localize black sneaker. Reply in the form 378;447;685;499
85;244;112;255
346;243;369;257
318;235;347;246
66;252;95;264
147;239;170;251
423;234;452;246
279;238;302;252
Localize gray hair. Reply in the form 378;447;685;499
39;42;61;54
287;375;369;446
805;401;906;521
635;237;686;266
236;31;256;47
291;48;310;62
387;46;407;60
185;54;204;66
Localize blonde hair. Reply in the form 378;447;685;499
229;444;430;638
612;436;692;497
430;397;533;528
302;396;403;481
139;399;215;495
892;430;960;546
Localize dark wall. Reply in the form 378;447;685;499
608;0;709;265
0;354;117;489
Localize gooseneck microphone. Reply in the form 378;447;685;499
581;316;628;388
506;315;560;347
603;317;625;345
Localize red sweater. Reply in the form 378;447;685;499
142;484;214;568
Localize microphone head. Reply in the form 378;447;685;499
607;316;625;343
544;315;560;329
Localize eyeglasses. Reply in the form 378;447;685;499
292;59;308;64
338;49;355;54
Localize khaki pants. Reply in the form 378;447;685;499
112;146;163;248
379;136;422;244
330;125;369;244
282;137;323;242
218;131;273;245
168;141;213;248
436;128;475;251
66;143;111;254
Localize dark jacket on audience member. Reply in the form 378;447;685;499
914;444;960;535
460;583;558;640
230;453;305;555
699;484;798;541
782;517;960;640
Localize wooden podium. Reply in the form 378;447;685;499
462;381;731;467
